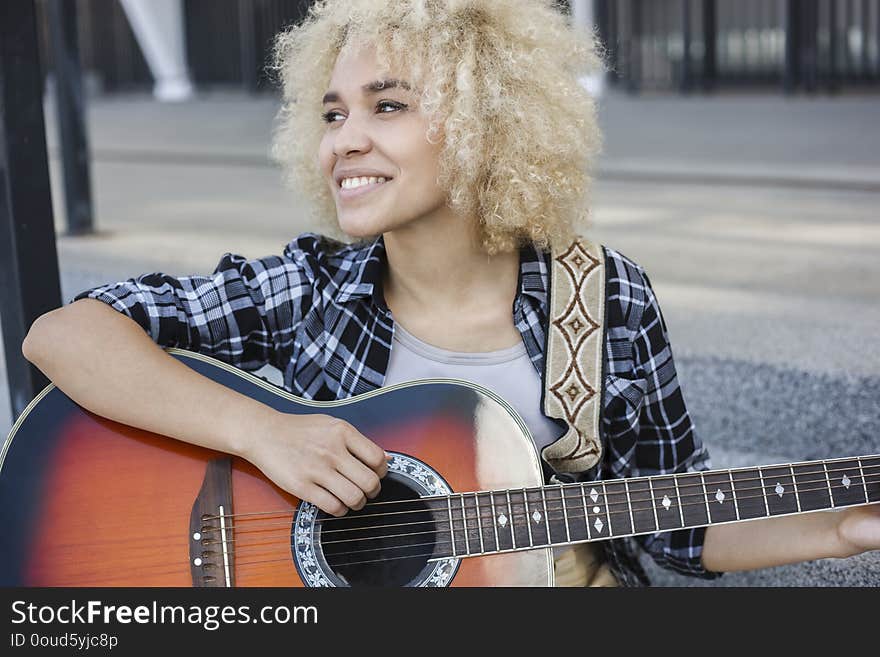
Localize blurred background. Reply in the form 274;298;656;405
1;0;879;586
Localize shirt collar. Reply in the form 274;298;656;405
333;235;389;308
334;234;550;317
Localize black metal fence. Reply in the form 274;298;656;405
36;0;880;94
36;0;311;92
598;0;880;92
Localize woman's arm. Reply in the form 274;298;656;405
22;299;388;517
702;503;880;572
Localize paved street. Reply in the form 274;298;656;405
2;88;879;586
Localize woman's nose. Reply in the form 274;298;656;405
333;113;372;157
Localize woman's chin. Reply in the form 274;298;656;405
336;216;387;240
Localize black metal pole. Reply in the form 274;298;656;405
701;0;716;91
46;0;93;235
803;0;819;93
238;0;257;92
0;0;63;419
627;0;643;93
783;0;799;93
680;0;692;92
827;0;839;92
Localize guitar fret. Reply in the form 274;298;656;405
728;470;740;520
540;487;550;538
580;485;592;540
489;491;500;551
864;456;880;502
460;495;470;555
601;481;613;536
764;466;798;516
857;458;870;503
699;472;711;519
505;490;516;549
757;467;770;516
703;471;737;523
792;463;832;511
560;485;572;543
447;497;456;557
647;477;660;531
623;480;636;532
672;475;685;527
522;487;534;547
676;473;708;527
731;468;766;520
823;462;834;508
789;465;802;512
473;493;484;554
603;480;633;535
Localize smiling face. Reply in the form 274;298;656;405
317;44;449;239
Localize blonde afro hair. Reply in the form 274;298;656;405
271;0;604;254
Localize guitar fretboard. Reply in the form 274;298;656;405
430;455;880;559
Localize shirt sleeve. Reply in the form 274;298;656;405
71;250;313;373
624;269;723;580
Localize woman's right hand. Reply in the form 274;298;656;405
241;410;390;517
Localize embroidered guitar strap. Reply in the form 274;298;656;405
541;239;606;474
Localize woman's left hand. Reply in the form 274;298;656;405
836;503;880;556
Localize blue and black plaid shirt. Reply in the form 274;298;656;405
74;232;721;585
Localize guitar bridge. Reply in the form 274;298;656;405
189;457;234;587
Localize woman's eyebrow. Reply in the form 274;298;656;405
322;78;411;104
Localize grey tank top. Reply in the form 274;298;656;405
382;323;565;454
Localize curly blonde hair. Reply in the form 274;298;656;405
271;0;603;254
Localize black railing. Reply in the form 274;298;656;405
35;0;880;95
598;0;880;93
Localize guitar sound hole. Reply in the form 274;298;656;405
319;477;437;587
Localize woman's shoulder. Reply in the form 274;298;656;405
599;245;658;331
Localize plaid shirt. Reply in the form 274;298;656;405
74;232;721;586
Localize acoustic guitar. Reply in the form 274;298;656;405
2;349;878;587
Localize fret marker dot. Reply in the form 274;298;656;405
775;482;785;497
593;506;600;514
715;489;725;504
498;513;508;527
662;495;671;510
593;518;604;533
589;488;599;503
532;511;542;524
193;558;203;567
842;474;851;489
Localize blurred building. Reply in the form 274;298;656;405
35;0;880;95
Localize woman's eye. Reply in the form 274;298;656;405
321;100;407;124
377;100;406;113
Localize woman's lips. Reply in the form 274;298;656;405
338;179;392;202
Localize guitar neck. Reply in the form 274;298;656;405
435;454;880;559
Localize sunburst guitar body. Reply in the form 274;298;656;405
0;349;553;587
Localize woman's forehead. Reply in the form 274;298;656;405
326;46;413;98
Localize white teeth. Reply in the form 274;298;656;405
341;176;388;189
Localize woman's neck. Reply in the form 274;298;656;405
380;215;523;351
382;216;519;312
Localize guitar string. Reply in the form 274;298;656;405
58;474;879;580
196;464;880;539
48;473;880;572
44;466;880;581
200;475;880;563
201;468;880;547
205;470;880;552
198;459;880;526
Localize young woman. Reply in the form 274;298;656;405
22;0;879;586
